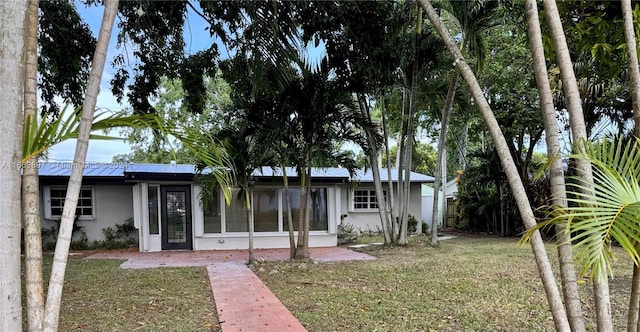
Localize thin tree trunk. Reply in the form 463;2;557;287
295;169;306;257
0;1;28;330
295;163;312;259
622;1;640;329
282;165;296;259
359;93;393;243
396;90;406;242
23;0;45;330
431;72;459;245
43;1;119;330
623;0;640;139
420;1;571;330
246;190;255;264
381;97;397;230
301;166;312;259
458;122;468;171
525;0;585;329
399;8;422;246
543;1;613;330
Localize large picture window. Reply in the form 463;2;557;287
203;187;330;234
45;186;95;220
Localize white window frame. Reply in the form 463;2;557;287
43;185;96;220
352;188;387;211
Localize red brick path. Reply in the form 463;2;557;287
88;247;375;331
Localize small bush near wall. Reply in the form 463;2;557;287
93;218;137;250
42;216;88;251
337;223;358;245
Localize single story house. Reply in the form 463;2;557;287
38;161;433;251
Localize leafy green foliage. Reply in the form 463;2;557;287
39;0;96;116
113;76;232;164
381;142;437;175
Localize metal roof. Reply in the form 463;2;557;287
38;162;199;177
38;162;127;177
252;167;351;179
37;162;433;183
353;168;434;183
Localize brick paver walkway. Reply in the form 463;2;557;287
88;247;375;331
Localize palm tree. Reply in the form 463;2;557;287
419;0;571;330
22;0;45;330
524;0;584;328
0;1;29;330
621;1;640;328
543;0;613;329
525;138;640;332
42;2;119;330
428;0;505;246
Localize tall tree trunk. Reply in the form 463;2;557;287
246;190;255;264
381;97;397;230
622;0;640;330
0;1;28;330
543;1;613;330
458;122;468;171
296;166;309;259
301;166;312;259
282;165;297;259
43;1;119;330
295;169;307;257
359;93;393;243
431;72;459;245
525;0;585;330
399;7;422;246
420;1;571;330
23;0;45;330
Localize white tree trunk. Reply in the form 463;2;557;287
419;0;571;330
622;0;640;330
43;1;119;330
543;1;612;331
431;72;458;245
0;1;28;330
23;0;45;330
359;94;393;243
524;1;585;330
246;190;255;264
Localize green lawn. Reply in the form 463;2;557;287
24;255;220;331
255;235;634;331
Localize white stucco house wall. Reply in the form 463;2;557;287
37;162;433;251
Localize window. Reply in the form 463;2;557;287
45;186;94;219
148;186;159;234
203;190;221;233
283;188;328;231
353;189;387;210
254;188;279;232
225;189;248;232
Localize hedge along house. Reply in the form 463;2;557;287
37;162;433;251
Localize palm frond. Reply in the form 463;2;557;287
522;138;640;281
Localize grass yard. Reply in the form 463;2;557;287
24;254;220;331
255;235;635;331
